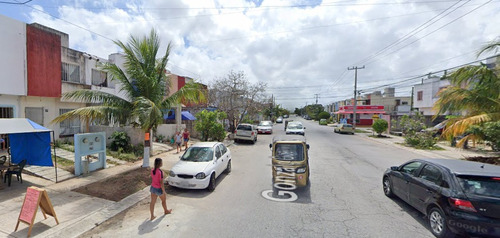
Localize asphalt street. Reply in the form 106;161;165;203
81;116;435;238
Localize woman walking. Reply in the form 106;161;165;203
150;158;172;220
182;128;190;151
175;131;182;153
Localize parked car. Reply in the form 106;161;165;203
319;119;328;125
383;158;500;238
283;114;289;118
167;142;231;191
257;121;273;134
334;124;354;134
276;117;283;123
286;121;305;135
234;123;257;144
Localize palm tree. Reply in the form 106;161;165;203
53;29;205;167
433;39;500;147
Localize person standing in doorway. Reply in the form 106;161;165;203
182;128;190;151
175;131;182;153
150;158;172;220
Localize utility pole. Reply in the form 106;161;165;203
348;65;365;129
314;94;319;104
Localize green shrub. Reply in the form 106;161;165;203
372;119;388;136
156;134;166;143
404;131;437;149
110;131;131;152
195;110;227;142
318;111;331;120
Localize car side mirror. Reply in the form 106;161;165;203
390;166;398;171
304;127;306;129
306;144;310;150
269;144;272;150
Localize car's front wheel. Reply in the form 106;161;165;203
225;160;231;174
207;174;216;192
428;207;452;238
383;176;394;198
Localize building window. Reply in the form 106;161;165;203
92;69;110;87
25;107;44;126
62;63;80;83
59;109;81;136
0;107;14;118
417;91;423;101
402;101;408;105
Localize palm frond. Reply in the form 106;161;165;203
161;81;207;109
132;96;163;131
477;38;500;57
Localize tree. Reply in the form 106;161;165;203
303;104;324;120
433;39;500;147
372;119;388;136
52;29;205;167
318;111;331;120
195;110;227;142
208;70;266;132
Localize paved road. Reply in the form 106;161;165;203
81;116;434;238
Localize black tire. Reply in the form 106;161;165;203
383;176;395;198
428;207;452;238
225;160;231;174
234;139;239;143
207;174;216;192
252;138;256;144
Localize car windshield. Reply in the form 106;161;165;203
288;124;303;129
181;147;214;162
457;176;500;198
343;124;352;128
259;121;272;126
274;144;304;161
237;125;252;130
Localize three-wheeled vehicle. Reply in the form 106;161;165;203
269;135;310;188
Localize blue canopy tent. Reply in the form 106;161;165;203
0;118;59;182
163;111;197;120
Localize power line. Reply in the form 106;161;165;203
355;0;468;66
363;0;494;66
0;0;32;4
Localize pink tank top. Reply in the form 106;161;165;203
151;168;163;189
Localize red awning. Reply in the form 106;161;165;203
335;111;385;114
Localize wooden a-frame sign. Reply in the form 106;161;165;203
15;186;59;237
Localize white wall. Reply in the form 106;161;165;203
0;95;21;117
156;124;186;142
0;15;27;96
413;77;450;116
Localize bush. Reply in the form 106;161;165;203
404;131;437;149
372;119;388;136
110;131;131;152
318;111;331;120
195;110;227;142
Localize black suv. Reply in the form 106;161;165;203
383;158;500;238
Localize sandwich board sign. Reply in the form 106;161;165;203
15;186;59;237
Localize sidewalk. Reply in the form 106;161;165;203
354;127;499;160
0;138;232;238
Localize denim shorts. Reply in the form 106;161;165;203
150;186;163;196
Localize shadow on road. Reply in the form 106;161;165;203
165;173;229;198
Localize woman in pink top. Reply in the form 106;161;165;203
150;158;172;220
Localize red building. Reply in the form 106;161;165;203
335;105;385;126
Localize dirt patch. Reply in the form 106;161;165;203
464;156;500;165
72;167;155;202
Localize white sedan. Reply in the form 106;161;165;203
167;142;231;191
257;120;273;134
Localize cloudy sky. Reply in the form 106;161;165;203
1;0;499;109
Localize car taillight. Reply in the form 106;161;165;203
251;132;254;136
449;198;477;212
234;130;237;134
492;177;500;181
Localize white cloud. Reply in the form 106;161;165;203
13;0;498;108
